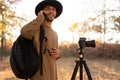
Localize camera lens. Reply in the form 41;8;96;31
86;40;95;47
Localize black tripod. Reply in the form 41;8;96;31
71;48;92;80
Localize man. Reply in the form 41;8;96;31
20;0;63;80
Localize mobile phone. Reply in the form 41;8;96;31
43;13;47;18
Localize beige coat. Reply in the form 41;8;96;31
21;16;58;80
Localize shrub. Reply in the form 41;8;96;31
59;43;120;60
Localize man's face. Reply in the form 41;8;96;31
43;6;57;22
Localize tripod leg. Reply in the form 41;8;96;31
80;59;83;80
71;60;79;80
83;60;92;80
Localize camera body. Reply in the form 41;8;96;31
78;37;95;49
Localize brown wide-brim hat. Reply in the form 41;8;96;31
35;0;63;18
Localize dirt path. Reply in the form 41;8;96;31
0;56;120;80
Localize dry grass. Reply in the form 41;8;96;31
57;57;120;80
0;56;120;80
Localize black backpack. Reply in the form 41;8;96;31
10;26;45;79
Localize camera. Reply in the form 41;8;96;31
78;37;95;49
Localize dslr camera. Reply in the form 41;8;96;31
78;37;95;49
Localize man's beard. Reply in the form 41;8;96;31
45;16;53;22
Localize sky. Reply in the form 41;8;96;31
13;0;120;43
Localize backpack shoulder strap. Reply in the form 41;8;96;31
39;25;47;75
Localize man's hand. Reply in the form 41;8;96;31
49;48;60;60
37;11;45;22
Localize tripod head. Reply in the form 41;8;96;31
77;47;84;59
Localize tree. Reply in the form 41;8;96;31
113;16;120;32
92;24;103;33
0;0;24;55
68;23;79;43
0;1;10;52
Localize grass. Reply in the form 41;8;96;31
0;56;120;80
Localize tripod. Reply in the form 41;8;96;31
71;48;92;80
